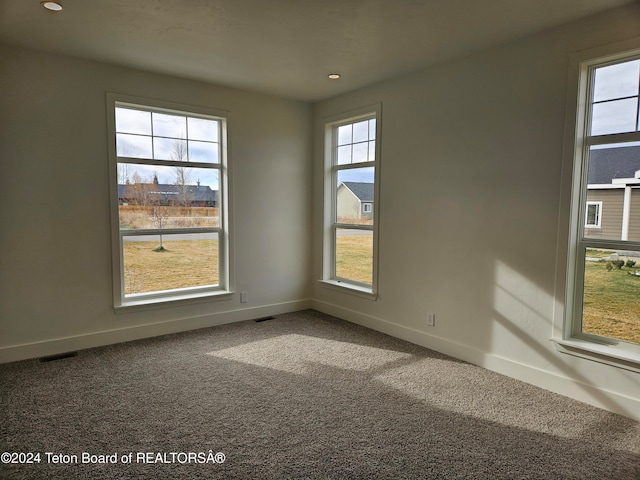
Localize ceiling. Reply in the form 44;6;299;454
0;0;635;102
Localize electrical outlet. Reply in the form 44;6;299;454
427;312;436;327
240;291;248;303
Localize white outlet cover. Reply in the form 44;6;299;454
427;313;435;326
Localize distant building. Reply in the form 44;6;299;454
337;182;374;222
586;145;640;241
118;179;218;207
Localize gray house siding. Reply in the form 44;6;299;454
585;188;640;242
628;188;640;242
585;189;623;240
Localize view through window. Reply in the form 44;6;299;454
575;56;640;347
109;98;228;306
325;107;380;292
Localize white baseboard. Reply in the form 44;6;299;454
0;300;312;364
311;299;640;422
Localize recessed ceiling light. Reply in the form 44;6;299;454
41;1;63;12
328;73;341;80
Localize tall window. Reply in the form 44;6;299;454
107;94;229;308
567;52;640;356
323;105;381;295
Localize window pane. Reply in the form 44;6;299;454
116;133;153;158
188;140;219;163
593;60;640;103
152;112;186;138
581;249;640;345
336;168;374;225
188;117;219;142
584;145;640;241
335;228;373;285
591;98;638;136
337;124;352;146
352;142;369;163
153;137;188;161
122;232;218;295
353;120;369;143
118;164;219;230
337;145;352;165
115;108;151;135
336;118;376;165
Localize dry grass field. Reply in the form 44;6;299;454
335;234;373;284
123;239;218;294
582;260;640;344
119;205;219;230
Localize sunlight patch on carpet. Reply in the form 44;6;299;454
208;334;413;374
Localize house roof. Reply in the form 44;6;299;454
341;182;374;202
588;145;640;185
118;184;217;203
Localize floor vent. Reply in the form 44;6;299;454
254;316;276;323
39;352;78;363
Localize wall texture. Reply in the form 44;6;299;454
312;3;640;420
0;45;313;361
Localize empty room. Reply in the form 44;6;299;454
1;1;639;479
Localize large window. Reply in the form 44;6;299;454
564;50;640;364
323;105;381;295
107;94;230;308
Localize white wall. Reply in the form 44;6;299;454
0;45;313;361
312;3;640;420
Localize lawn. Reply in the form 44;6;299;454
582;259;640;344
123;239;218;294
123;235;373;294
335;233;373;284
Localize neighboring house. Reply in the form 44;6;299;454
118;180;218;207
586;145;640;241
337;182;374;222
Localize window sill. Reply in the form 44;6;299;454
115;290;234;314
551;338;640;374
319;280;378;301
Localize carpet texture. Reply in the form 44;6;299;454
1;310;639;479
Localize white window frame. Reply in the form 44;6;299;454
321;104;381;298
362;203;373;213
555;38;640;372
585;201;602;228
106;93;232;311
